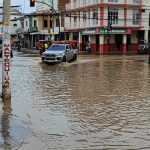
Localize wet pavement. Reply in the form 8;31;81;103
0;50;150;150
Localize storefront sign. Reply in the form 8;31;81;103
109;29;126;34
3;40;10;88
100;29;107;34
100;28;126;34
83;28;130;35
82;28;99;35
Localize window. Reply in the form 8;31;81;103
34;20;37;27
50;19;52;28
83;12;87;26
26;20;28;27
74;15;77;27
108;7;118;24
133;9;139;25
56;18;59;27
92;9;98;25
149;13;150;26
44;20;48;28
73;0;77;8
93;0;98;3
133;0;139;3
13;23;17;27
108;0;118;2
83;0;87;6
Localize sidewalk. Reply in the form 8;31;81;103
12;47;40;57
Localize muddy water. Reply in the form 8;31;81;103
0;54;150;150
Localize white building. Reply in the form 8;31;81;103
64;0;149;54
139;0;150;43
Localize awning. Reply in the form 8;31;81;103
30;31;49;35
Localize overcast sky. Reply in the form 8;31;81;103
0;0;36;13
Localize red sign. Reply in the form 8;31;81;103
126;28;132;34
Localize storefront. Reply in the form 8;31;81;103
80;28;137;54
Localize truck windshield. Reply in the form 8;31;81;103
48;44;65;51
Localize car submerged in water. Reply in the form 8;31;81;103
41;43;77;63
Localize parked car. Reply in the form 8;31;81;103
138;43;150;54
41;43;78;63
0;49;13;58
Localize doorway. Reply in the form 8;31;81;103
115;34;123;51
82;35;89;51
96;35;99;52
127;35;131;51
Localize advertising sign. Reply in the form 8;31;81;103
82;28;99;35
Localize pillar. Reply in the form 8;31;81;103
100;35;104;54
144;30;148;43
78;31;82;51
48;16;50;34
69;32;73;40
123;34;127;54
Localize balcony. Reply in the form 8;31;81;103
65;0;141;11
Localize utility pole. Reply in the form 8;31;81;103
51;0;55;41
107;6;110;53
2;0;11;100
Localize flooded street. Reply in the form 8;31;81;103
0;51;150;150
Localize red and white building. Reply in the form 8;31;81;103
64;0;146;54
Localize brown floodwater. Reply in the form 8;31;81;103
0;52;150;150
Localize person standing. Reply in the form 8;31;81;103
44;41;49;49
86;41;91;53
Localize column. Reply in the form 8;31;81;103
144;30;148;43
78;31;82;51
69;32;73;40
100;35;104;54
123;34;127;54
48;15;50;33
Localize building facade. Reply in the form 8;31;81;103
64;0;146;54
138;0;150;44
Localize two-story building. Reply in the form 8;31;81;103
64;0;145;54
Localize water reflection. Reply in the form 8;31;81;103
1;54;150;149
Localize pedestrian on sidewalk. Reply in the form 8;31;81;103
86;41;91;54
40;41;49;56
17;41;21;51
